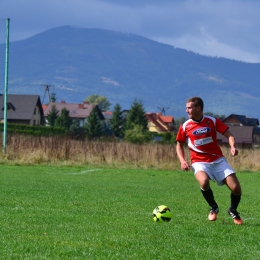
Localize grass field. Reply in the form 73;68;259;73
0;165;259;259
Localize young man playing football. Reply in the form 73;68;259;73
176;96;243;225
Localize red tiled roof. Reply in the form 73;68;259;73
146;113;166;131
43;101;98;118
145;113;174;132
160;116;173;123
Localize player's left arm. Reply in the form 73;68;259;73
223;129;238;156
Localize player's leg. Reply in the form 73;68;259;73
222;173;243;224
195;170;210;190
223;173;241;195
195;170;218;221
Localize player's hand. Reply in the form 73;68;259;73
231;147;238;156
181;161;190;171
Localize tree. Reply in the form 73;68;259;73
174;116;186;130
110;103;125;138
125;99;148;131
46;104;58;127
103;120;113;137
69;119;85;139
85;94;111;112
125;125;152;144
124;99;151;143
50;91;57;102
55;108;72;131
84;107;104;139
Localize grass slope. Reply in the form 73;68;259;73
0;165;259;259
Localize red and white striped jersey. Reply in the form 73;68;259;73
176;115;229;163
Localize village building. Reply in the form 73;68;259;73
43;100;104;126
145;112;175;134
0;94;43;125
217;114;260;148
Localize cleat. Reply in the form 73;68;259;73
208;205;219;221
228;207;243;225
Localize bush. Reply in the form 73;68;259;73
0;123;66;136
125;125;152;144
152;132;176;144
162;132;172;142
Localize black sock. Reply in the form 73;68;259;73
200;187;218;208
230;193;241;210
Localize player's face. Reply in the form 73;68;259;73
186;102;201;120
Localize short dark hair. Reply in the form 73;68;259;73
186;97;204;111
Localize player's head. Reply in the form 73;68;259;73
186;97;204;111
186;97;204;120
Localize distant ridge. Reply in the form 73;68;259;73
4;25;260;119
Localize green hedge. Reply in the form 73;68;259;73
0;123;66;136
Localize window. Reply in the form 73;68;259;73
1;102;16;111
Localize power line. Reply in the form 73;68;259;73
41;84;53;104
157;106;169;115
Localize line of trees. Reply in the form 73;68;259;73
45;98;154;143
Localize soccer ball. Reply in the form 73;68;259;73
153;205;173;222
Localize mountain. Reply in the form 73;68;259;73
2;25;260;119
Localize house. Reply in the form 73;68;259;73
0;94;43;125
218;114;260;147
43;100;104;127
145;113;175;134
222;114;259;127
217;125;254;148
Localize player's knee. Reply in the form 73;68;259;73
233;183;242;195
198;179;210;190
228;179;241;194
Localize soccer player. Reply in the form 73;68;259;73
176;97;243;225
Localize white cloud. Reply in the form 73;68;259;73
154;28;260;63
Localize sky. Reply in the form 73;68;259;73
0;0;260;63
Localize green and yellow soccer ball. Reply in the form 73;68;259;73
153;205;173;222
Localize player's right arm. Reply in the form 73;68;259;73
176;141;190;171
